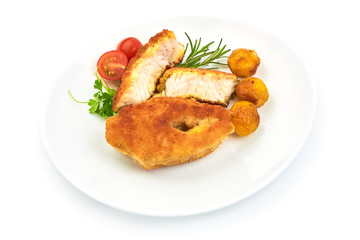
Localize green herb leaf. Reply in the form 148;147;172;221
108;88;116;97
177;33;231;69
69;73;118;120
94;79;103;92
88;99;99;113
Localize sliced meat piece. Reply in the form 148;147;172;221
157;67;239;106
112;30;185;111
106;97;234;169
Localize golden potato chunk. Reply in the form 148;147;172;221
230;101;260;136
236;77;269;107
227;49;260;78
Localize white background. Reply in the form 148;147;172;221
1;0;359;239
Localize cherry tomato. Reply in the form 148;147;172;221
116;37;142;60
97;50;128;81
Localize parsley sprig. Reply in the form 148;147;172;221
177;33;231;69
68;73;117;119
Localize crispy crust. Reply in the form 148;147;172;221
113;30;184;111
106;97;234;169
163;67;236;77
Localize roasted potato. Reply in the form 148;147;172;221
236;77;269;107
227;49;260;78
230;101;260;136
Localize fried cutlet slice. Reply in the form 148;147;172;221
106;97;234;169
157;67;239;106
112;30;185;112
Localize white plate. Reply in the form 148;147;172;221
41;17;316;217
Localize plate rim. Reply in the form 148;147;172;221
40;16;317;217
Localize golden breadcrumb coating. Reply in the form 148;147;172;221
113;30;185;111
106;97;234;169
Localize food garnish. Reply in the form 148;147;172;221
177;33;231;69
116;37;142;60
97;50;128;81
69;73;116;119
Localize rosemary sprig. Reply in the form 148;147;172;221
177;33;231;69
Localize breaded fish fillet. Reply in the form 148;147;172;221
106;97;234;169
157;67;239;106
112;30;185;111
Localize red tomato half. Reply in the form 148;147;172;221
116;37;142;60
97;50;128;81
